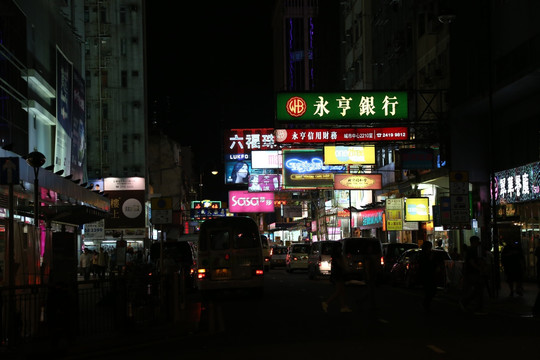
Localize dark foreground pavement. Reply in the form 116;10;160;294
3;280;539;359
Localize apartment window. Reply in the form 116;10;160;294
119;7;127;24
85;70;91;87
121;70;127;87
103;135;109;152
122;135;128;153
102;103;109;120
121;38;127;56
131;70;139;77
84;6;89;22
100;6;107;23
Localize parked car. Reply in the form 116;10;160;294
270;246;288;268
390;248;451;288
382;242;419;275
339;237;383;283
307;241;341;279
286;243;311;272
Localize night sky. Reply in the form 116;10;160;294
146;2;276;164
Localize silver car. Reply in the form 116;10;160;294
286;243;311;272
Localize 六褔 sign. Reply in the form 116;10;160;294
277;91;408;121
228;191;275;213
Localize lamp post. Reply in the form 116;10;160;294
25;151;46;284
25;151;46;230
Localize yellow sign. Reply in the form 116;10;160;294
405;197;430;222
324;145;376;165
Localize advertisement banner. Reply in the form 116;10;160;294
324;145;376;165
224;128;277;155
282;149;340;189
229;191;275;213
277;91;408;121
493;161;540;205
274;127;408;143
56;48;72;175
385;198;404;231
334;174;382;190
404;197;430;222
249;174;282;192
251;150;282;169
357;208;384;229
224;154;251;184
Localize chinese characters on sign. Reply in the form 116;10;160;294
274;127;408;143
277;92;408;121
225;128;277;155
494;161;540;205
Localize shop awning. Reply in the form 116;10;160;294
18;205;109;226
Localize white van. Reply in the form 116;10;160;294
195;217;264;296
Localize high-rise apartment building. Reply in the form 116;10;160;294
83;0;147;181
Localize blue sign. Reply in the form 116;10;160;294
0;157;19;185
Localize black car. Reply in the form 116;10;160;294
382;243;419;274
390;248;451;288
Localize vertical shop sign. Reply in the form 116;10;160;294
386;198;403;231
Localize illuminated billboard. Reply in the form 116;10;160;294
251;150;282;169
404;197;430;222
229;191;275;213
324;145;376;165
334;174;382;190
224;154;251;184
277;91;408;121
282;149;342;189
274;127;408;143
493;161;540;205
224;128;277;155
249;174;282;192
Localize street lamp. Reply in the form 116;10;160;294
25;151;46;232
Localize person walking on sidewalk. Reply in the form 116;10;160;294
459;236;487;315
501;238;525;297
322;243;352;313
80;248;92;281
419;241;438;311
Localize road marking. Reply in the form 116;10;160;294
427;345;446;354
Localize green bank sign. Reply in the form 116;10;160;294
277;91;408;121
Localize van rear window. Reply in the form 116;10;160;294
205;228;260;250
344;240;381;255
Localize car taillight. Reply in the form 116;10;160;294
197;268;207;279
380;256;384;266
255;269;264;276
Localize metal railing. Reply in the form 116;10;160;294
0;271;182;348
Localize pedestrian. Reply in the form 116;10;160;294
322;243;352;313
80;249;92;281
97;248;108;279
459;236;487;315
501;238;525;297
419;241;438;311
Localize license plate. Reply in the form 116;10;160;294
213;268;230;279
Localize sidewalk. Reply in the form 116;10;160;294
442;280;539;317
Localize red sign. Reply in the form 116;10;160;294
274;127;408;143
225;128;277;155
